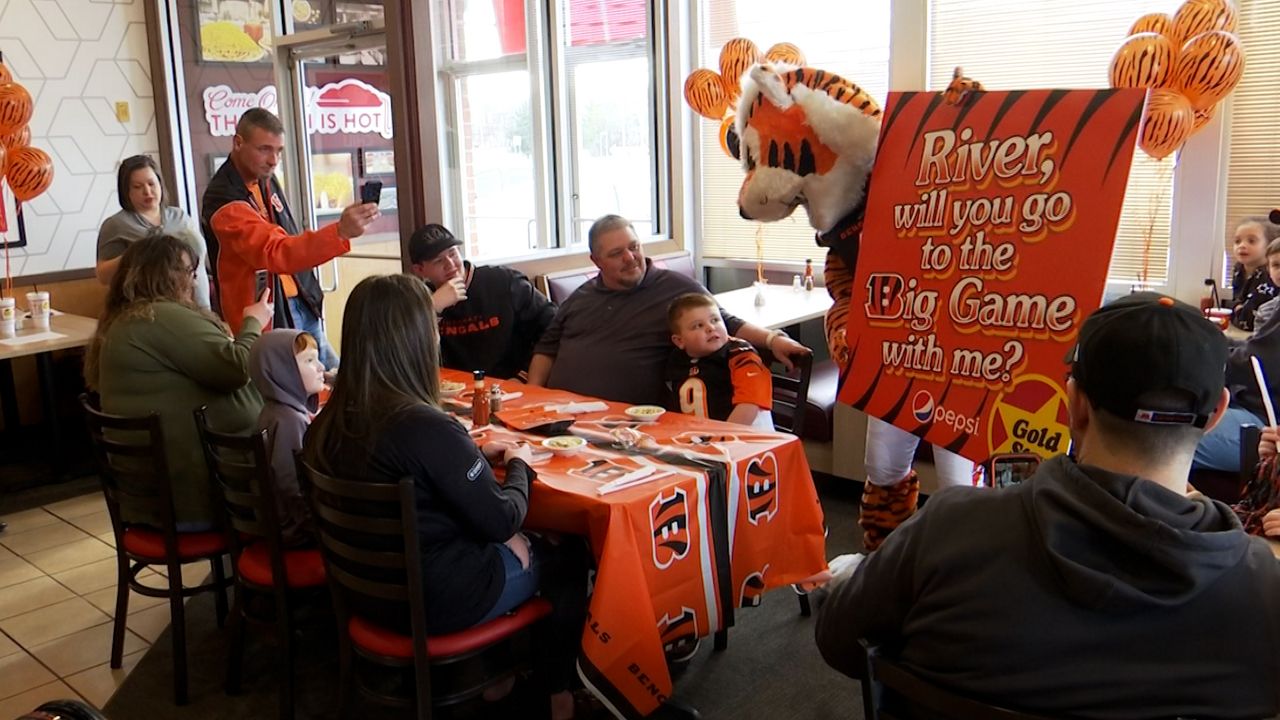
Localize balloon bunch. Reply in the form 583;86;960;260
683;38;807;158
1109;0;1245;160
0;55;54;206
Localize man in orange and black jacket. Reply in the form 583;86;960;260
201;108;378;368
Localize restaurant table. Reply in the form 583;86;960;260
713;282;833;332
0;312;98;470
443;371;828;718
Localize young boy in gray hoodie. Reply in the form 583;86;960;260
250;329;326;546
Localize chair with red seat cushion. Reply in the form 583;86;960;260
195;408;327;720
79;394;231;707
299;460;553;720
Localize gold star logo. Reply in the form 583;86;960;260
987;374;1070;459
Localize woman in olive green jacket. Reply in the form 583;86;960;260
85;235;273;529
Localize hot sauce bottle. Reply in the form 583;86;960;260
471;370;489;425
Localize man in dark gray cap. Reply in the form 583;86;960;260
408;223;555;380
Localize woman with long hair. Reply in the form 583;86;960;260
97;155;211;309
305;274;588;719
87;234;272;529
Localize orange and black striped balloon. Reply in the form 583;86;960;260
1139;89;1194;160
0;124;28;150
1129;12;1174;39
765;42;806;67
1110;33;1176;89
684;69;729;120
0;83;32;136
719;38;761;102
6;145;53;202
1173;30;1244;110
1172;0;1237;48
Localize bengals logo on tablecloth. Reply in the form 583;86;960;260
745;452;779;525
569;458;642;484
739;564;769;608
649;487;690;570
657;607;699;663
671;431;739;447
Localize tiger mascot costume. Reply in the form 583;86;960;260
687;44;982;550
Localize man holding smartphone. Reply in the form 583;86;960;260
815;293;1280;718
201;108;378;368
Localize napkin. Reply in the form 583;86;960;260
547;401;608;414
596;466;676;495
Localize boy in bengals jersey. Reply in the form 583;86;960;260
665;293;774;430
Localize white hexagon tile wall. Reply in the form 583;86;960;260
0;0;159;276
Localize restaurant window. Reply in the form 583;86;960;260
1221;0;1280;277
930;0;1180;289
697;0;891;264
438;0;667;261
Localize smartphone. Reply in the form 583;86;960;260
254;270;270;299
360;180;383;206
987;453;1041;488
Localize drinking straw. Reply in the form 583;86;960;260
1250;355;1277;427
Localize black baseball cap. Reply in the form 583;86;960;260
1069;292;1226;427
408;224;463;264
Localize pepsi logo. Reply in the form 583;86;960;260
911;390;935;423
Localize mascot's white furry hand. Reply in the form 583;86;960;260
828;552;865;580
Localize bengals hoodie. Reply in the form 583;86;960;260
816;454;1280;719
250;330;318;546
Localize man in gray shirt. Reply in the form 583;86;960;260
527;215;808;406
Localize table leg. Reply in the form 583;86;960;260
35;351;66;474
0;358;18;434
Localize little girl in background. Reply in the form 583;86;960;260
1229;216;1280;331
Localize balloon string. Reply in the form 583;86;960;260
1139;159;1175;288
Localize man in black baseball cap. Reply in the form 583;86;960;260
817;292;1280;718
407;223;555;379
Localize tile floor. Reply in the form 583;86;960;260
0;492;177;716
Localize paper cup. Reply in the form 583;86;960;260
0;297;14;338
26;291;49;331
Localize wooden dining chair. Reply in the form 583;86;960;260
194;408;327;720
79;394;231;706
298;459;554;720
859;639;1061;720
762;347;815;440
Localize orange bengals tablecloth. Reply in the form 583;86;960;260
442;371;827;718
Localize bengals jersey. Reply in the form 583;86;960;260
666;338;772;422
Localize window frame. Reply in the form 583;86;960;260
433;0;671;263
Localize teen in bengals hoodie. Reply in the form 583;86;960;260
249;329;325;546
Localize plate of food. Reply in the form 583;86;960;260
440;380;467;397
625;405;666;422
541;435;587;456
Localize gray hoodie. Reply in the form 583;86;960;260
817;455;1280;718
250;330;319;546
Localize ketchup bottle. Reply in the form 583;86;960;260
471;370;489;425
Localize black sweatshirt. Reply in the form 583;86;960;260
320;404;531;633
816;455;1280;719
435;263;556;379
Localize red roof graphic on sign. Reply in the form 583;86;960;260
316;82;381;108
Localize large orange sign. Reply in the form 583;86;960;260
839;88;1146;463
